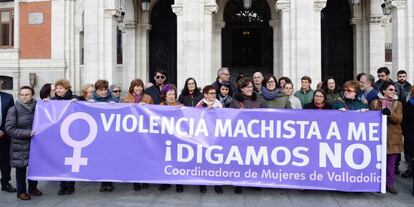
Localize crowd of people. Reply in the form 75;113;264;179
0;66;413;200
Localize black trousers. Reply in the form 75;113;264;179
15;167;37;194
60;181;75;189
0;138;11;186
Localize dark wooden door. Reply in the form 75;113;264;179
149;0;177;85
321;0;353;86
222;0;273;79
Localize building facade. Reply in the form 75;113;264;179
0;0;413;96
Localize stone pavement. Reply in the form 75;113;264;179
0;172;413;207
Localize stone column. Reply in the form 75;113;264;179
389;0;407;74
308;0;327;86
173;0;217;91
368;0;386;75
269;19;280;78
121;22;137;90
351;2;366;75
213;21;225;79
172;1;184;89
407;0;414;83
137;23;151;83
201;1;218;88
84;0;119;84
275;0;291;78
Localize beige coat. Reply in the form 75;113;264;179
122;93;153;104
370;99;403;154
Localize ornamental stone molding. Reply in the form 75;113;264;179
381;16;391;27
368;16;382;24
204;4;218;15
350;18;362;25
391;0;406;9
216;21;225;29
269;19;279;27
313;0;327;11
139;23;152;31
172;5;183;16
74;26;84;33
104;8;123;18
276;0;290;11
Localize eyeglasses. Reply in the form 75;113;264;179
221;73;230;76
208;92;216;95
344;89;355;93
155;75;166;80
387;88;396;91
112;90;121;93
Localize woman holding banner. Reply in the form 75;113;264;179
196;85;224;194
5;86;41;200
122;79;153;105
122;78;152;191
49;79;78;195
403;86;414;196
92;79;120;192
332;80;368;111
370;81;403;194
303;89;332;110
230;77;266;194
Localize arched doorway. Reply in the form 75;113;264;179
222;0;273;80
321;0;353;86
149;0;177;85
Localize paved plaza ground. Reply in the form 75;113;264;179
0;170;413;207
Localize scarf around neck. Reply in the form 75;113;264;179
261;87;280;100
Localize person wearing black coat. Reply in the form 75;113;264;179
50;79;78;195
0;89;16;193
177;78;203;107
303;90;332;110
402;87;414;196
5;86;41;200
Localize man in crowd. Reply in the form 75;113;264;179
253;71;264;93
145;69;167;104
212;67;237;95
375;67;406;102
0;80;16;193
359;74;379;106
396;70;412;100
294;76;314;107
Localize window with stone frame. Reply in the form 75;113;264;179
0;8;13;47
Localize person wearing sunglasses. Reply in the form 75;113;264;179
332;80;368;111
374;67;406;102
370;81;403;194
145;69;167;104
109;84;122;103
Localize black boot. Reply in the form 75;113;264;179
199;185;207;193
214;186;223;194
176;185;184;193
133;183;141;191
158;184;171;191
234;186;242;194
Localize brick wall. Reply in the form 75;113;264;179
19;1;51;59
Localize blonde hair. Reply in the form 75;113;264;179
55;79;71;90
81;83;94;97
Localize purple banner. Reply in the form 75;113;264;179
28;100;385;192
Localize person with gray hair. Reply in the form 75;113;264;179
109;84;122;103
212;67;237;95
358;74;379;105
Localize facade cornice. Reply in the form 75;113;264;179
276;0;290;12
172;4;183;16
313;0;327;11
204;4;218;15
368;15;382;24
391;0;406;9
